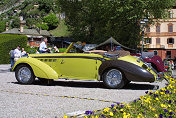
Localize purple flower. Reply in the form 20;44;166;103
85;111;93;115
169;112;173;115
165;83;169;86
85;111;90;115
149;92;153;95
113;109;117;113
120;111;123;113
120;105;124;108
111;104;115;108
169;116;172;118
165;90;170;94
101;115;106;118
154;94;159;97
159;114;163;118
134;100;137;102
168;100;172;104
145;91;149;94
164;109;168;112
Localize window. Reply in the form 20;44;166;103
166;51;171;58
167;38;174;44
145;38;151;44
168;24;173;33
156;38;160;44
156;24;160;33
154;51;158;55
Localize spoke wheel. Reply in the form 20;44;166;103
103;69;126;89
15;65;35;84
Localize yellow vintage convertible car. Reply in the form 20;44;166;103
13;43;158;89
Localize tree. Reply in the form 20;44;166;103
36;23;49;30
0;21;6;33
11;17;20;28
58;0;175;48
38;0;54;13
43;13;59;30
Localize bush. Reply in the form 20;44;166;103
58;48;66;52
25;45;38;54
0;34;27;64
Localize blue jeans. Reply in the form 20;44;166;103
10;58;14;68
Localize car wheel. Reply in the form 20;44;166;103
38;78;54;85
15;64;35;84
103;69;126;89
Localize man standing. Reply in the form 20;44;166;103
39;38;48;53
14;45;22;62
9;48;15;69
21;48;27;57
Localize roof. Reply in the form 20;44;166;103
2;28;51;36
96;37;135;51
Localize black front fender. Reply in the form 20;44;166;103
99;60;155;82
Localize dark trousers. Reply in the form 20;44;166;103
10;58;14;68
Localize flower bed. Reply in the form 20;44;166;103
64;75;176;118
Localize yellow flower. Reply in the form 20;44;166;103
155;91;159;94
160;92;164;95
104;107;110;112
95;116;98;118
109;112;113;116
155;98;159;101
84;116;88;118
155;114;158;117
120;109;123;112
140;96;144;99
63;115;68;118
161;104;166;108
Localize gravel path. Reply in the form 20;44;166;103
0;64;168;118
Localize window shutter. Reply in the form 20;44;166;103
167;39;169;44
150;38;152;44
173;38;174;44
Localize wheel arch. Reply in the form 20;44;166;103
13;57;58;79
99;60;128;81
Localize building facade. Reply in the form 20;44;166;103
144;8;176;60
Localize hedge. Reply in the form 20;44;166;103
0;34;27;64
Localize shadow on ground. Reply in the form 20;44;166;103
11;80;159;90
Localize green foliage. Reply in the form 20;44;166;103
0;21;6;33
0;34;27;64
43;13;59;30
36;23;49;30
38;0;54;13
58;48;66;52
11;17;20;28
59;0;175;48
49;20;70;37
25;45;38;54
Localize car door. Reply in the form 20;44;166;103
58;53;98;80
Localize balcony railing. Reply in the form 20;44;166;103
140;44;165;48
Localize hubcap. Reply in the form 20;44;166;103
106;69;122;86
18;67;31;83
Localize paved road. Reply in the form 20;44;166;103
0;64;167;118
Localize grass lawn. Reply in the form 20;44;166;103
49;20;70;37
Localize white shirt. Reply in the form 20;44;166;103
21;51;26;56
39;41;47;51
14;49;22;58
